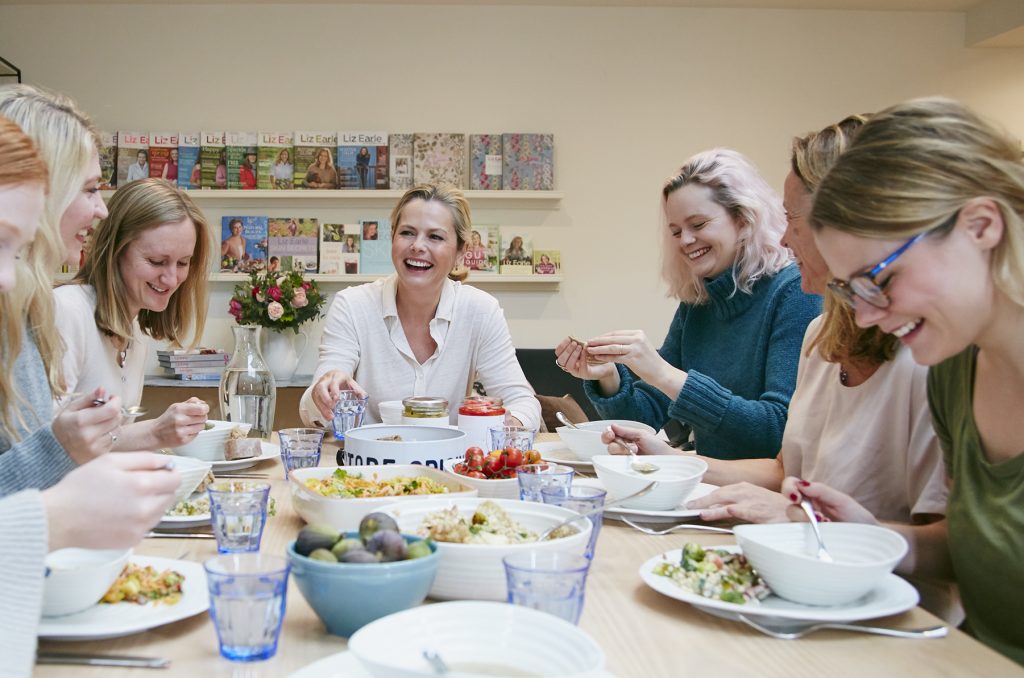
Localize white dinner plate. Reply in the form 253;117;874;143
288;650;621;678
205;440;281;472
573;477;717;522
38;555;209;641
536;440;593;470
156;512;211;529
639;546;919;623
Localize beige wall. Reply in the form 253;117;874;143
1;3;1022;375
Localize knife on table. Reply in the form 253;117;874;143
37;652;170;668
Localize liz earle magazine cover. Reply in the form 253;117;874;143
533;250;561;275
499;228;534;275
116;131;149;187
98;131;117;190
177;133;200;190
220;216;268;273
148;132;179;183
258;131;294;190
502;133;554;190
469;134;502;190
337;131;389;190
226;131;258;190
413;133;466;188
268;217;319;273
200;131;226;189
389;133;413;191
295;131;338;189
463;225;499;273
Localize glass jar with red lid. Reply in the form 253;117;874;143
457;396;506;451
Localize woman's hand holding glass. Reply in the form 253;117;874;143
52;388;123;464
311;370;367;423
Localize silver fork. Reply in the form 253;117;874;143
621;517;733;535
737;614;948;640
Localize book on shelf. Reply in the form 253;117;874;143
226;131;258;190
200;131;226;189
294;131;338;189
156;347;226;357
177;133;201;190
533;249;561;275
220;216;268;273
116;131;149;186
389;133;413;191
502;133;554;190
258;131;294;190
148;132;179;183
337;131;389;190
268;217;319;274
160;371;222;381
469;134;503;190
319;223;361;275
413;133;466;188
359;218;393;275
464;225;499;273
98;131;117;190
499;228;534;275
157;354;230;366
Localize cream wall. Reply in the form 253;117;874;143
1;3;1023;377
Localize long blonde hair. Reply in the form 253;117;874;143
70;179;210;347
660;149;791;304
0;85;99;401
0;115;49;440
791;114;898;366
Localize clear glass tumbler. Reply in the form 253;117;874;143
205;553;290;661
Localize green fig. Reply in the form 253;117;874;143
405;539;433;560
295;525;341;557
309;548;338;563
330;537;365;559
358;512;399;544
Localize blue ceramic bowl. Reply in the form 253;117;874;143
286;533;439;637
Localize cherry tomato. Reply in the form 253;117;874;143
466;470;487;479
498;467;518;479
504;448;524;468
465;448;485;471
452;462;468;475
525;449;542;464
484;454;505;478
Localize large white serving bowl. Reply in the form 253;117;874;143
555;419;656;461
734;522;908;606
169;455;213;505
289;464;478;531
42;548;131;617
349;601;606;678
439;457;520;500
339;425;467;468
591;454;707;511
379;497;592;601
171;419;250;462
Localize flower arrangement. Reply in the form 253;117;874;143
228;269;326;333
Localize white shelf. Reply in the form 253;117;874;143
101;189;562;207
209;272;562;286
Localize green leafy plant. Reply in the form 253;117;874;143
228;270;326;333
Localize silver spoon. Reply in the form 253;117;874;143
538;481;658;541
67;393;149;421
736;614;947;640
799;499;834;563
555;411;659;474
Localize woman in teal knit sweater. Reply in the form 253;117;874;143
557;149;821;459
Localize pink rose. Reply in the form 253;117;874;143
267;286;283;302
229;298;243;322
302;282;311;290
291;287;308;308
267;301;284;321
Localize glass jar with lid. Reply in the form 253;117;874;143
457;396;506;451
401;396;450;427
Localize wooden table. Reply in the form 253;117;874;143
36;435;1023;678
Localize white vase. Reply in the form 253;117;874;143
262;329;308;383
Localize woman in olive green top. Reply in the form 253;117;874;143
781;98;1024;666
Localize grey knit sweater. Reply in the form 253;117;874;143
0;489;47;677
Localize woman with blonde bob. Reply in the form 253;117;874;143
557;149;820;459
0;85;124;496
301;183;540;430
783;98;1024;664
55;178;213;451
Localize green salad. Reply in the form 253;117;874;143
653;543;770;605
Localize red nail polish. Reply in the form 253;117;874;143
789;492;799;502
798;479;810;487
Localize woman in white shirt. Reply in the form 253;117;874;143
55;178;213;451
301;184;540;430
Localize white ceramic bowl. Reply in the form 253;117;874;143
439;457;520;500
289;464;478;530
380;497;592;601
339;425;467;468
378;400;404;426
171;419;251;462
42;548;131;617
169;455;213;505
556;419;656;460
592;454;707;511
349;601;605;678
734;522;908;606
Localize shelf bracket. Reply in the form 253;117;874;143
0;56;22;83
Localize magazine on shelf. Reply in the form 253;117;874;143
200;131;226;189
413;133;466;188
161;371;222;382
469;134;503;190
156;347;226;357
337;131;389;190
464;225;499;273
98;131;117;190
268;217;319;274
319;223;361;275
115;131;149;187
294;131;338;189
226;131;258;190
389;133;413;191
177;133;201;190
258;131;294;190
157;353;230;366
220;216;268;273
359;218;393;275
533;249;561;275
499;228;534;275
148;132;179;183
502;133;554;190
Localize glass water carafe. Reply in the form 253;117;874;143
219;325;277;439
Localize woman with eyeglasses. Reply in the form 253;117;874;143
780;98;1024;665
